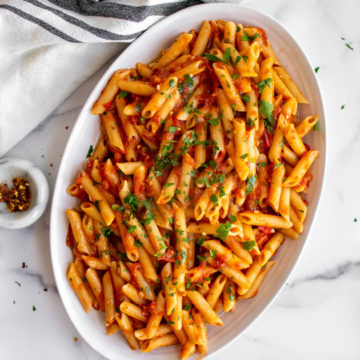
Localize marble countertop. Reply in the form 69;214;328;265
1;0;359;359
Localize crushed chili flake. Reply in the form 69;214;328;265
0;177;31;212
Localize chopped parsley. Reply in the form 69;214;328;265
242;32;260;41
101;227;112;238
240;153;248;159
257;78;272;93
127;225;136;233
216;221;232;241
112;204;125;212
245;175;257;195
124;193;140;212
313;122;319;131
345;43;354;50
228;214;237;223
168;126;178;133
242;94;250;103
210;194;218;204
169;79;176;87
354;218;358;223
207;112;222;126
242;240;256;251
118;91;129;98
134;240;143;247
32;306;37;312
209;249;217;258
143;199;152;210
203;53;227;64
247;118;256;127
163;182;174;188
259;99;274;132
86;145;94;158
341;104;345;110
314;66;320;73
183;303;191;310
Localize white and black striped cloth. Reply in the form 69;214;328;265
0;0;244;155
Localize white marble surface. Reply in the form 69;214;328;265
1;0;360;359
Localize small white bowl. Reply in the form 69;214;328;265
0;158;49;229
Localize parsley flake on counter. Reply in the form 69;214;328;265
15;281;21;287
314;66;320;73
341;104;345;110
354;218;358;223
32;306;37;312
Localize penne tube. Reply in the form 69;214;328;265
239;211;293;228
145;290;165;339
259;232;285;266
116;162;143;175
283;151;319;187
279;187;291;221
141;334;179;353
92;69;130;114
142;76;178;119
271;68;293;99
191;20;211;56
217;88;234;137
290;206;304;233
170;294;183;330
93;221;111;266
224;236;253;264
171;60;206;81
268;163;285;213
296;115;319;138
223;21;236;45
121;283;146;306
203;240;250;271
120;301;147;323
138;246;159;282
157;167;180;205
102;111;125;153
135;324;172;340
123;210;155;256
114;210;139;262
177;153;195;205
117;80;156;96
185;290;223;326
223;280;236;312
206;256;249;292
284;123;307;157
194;121;207;168
80;173;115;226
66;209;92;254
67;263;93;313
136;62;153;78
268;114;287;164
282;144;299;167
155;33;193;68
213;62;246;112
103;271;116;326
161;262;177;315
85;267;104;311
238;261;275;299
281;227;299;239
90;136;108;162
206;274;227;309
115;96;140;144
290;189;307;222
82;255;108;270
273;66;309;104
115;313;139;350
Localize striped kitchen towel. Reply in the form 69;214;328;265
0;0;245;156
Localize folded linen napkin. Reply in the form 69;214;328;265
3;0;250;155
